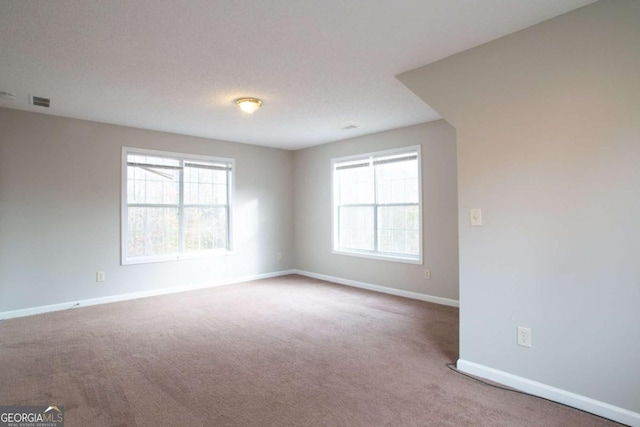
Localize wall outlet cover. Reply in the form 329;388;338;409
517;326;532;348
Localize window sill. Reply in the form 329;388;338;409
332;249;422;265
122;249;232;266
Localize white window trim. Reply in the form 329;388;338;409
331;145;423;265
121;146;235;265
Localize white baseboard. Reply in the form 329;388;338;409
293;269;459;308
457;359;640;427
0;270;297;321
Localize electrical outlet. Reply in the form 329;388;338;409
96;271;106;282
277;252;282;260
424;269;431;280
517;326;532;348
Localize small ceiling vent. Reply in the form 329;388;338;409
30;95;50;108
340;123;359;131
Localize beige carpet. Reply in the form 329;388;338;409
0;275;620;426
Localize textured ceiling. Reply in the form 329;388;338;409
0;0;595;150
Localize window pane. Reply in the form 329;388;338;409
336;165;374;205
338;206;374;251
184;165;228;205
184;207;227;251
127;207;179;257
376;158;418;204
377;205;419;255
127;155;180;205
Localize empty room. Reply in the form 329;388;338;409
0;1;638;426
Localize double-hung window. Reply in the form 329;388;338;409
122;147;234;265
332;146;422;264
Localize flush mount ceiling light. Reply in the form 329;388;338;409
236;98;262;114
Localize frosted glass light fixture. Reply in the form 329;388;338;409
236;98;262;114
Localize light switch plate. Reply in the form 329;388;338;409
470;208;482;226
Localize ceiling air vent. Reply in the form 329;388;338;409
30;95;50;108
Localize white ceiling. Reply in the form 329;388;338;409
0;0;595;150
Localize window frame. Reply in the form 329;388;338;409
121;146;234;265
331;145;423;265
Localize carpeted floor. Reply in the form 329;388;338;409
0;275;621;426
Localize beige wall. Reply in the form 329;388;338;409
293;121;459;300
399;0;640;414
0;110;459;314
0;108;294;312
